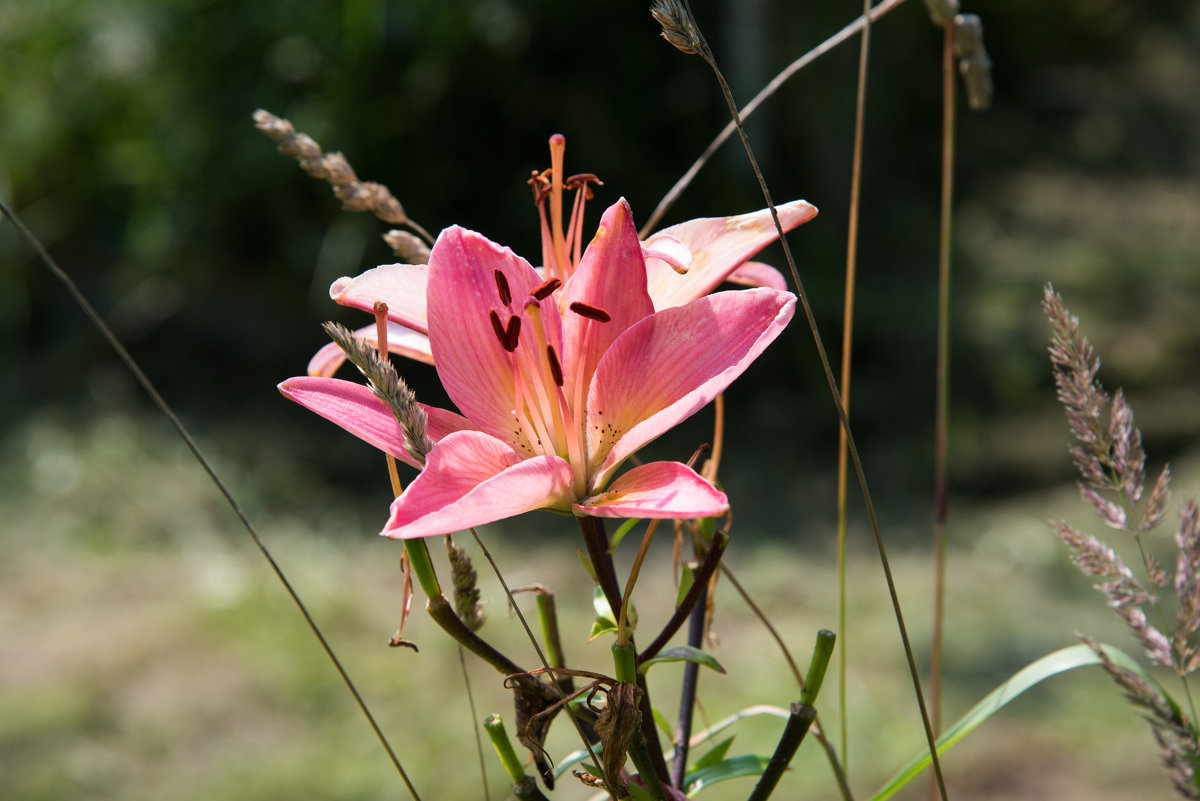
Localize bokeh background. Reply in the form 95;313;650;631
3;1;1199;799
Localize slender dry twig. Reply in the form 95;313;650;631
836;0;874;771
0;198;424;800
641;0;910;236
651;3;950;797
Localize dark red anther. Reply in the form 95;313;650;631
494;269;512;306
569;302;612;322
503;315;522;352
489;309;508;347
565;173;603;200
530;278;562;301
546;345;564;387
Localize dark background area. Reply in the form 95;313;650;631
3;0;1198;541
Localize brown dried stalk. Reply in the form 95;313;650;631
253;109;435;252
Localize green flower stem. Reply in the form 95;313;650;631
801;629;837;708
483;714;527;783
745;703;818;801
629;727;671;801
535;590;566;670
637;531;729;664
612;642;637;683
426;594;524;676
404;538;442;599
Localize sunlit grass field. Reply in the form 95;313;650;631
3;408;1189;800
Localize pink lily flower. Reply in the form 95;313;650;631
307;135;815;377
281;198;795;539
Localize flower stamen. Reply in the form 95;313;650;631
569;302;612;322
531;278;562;300
494;269;512;306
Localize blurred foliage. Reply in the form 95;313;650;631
2;0;1199;521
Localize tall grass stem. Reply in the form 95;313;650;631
669;2;950;795
836;0;874;772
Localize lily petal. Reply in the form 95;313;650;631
279;376;471;469
725;260;788;292
588;288;796;486
561;199;654;395
384;431;576;539
641;234;691;275
574;461;728;519
330;263;431;334
306;322;433;377
427;226;561;445
642;199;817;310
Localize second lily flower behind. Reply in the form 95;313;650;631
282;199;795;539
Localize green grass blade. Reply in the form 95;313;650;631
868;643;1151;801
685;754;772;796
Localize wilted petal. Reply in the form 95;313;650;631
725;260;788;291
588;288;795;485
574;461;728;519
306;322;433;377
643;199;816;309
427;226;561;444
330;263;430;334
384;431;576;539
279;376;471;468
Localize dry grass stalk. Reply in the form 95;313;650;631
253;109;434;251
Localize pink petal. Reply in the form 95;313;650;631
725;260;788;291
305;323;434;377
587;288;796;486
279;376;472;469
574;461;728;519
561;199;655;396
330;263;431;334
427;226;563;445
641;234;691;275
642;199;817;310
384;431;576;539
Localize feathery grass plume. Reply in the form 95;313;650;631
446;537;486;631
1047;285;1200;797
383;229;432;264
253;109;434;245
322;321;433;464
1087;638;1200;799
649;0;706;57
953;14;993;111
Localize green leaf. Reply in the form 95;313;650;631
628;781;655;801
677;563;696;608
652;706;675;742
640;646;726;675
690;736;735;771
868;643;1155;801
588;586;618;641
610;517;641;549
685;754;771;797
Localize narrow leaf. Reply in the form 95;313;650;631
868;643;1155;801
685;754;771;797
690;736;735;771
640;645;727;674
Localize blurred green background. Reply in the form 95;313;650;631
3;0;1199;799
